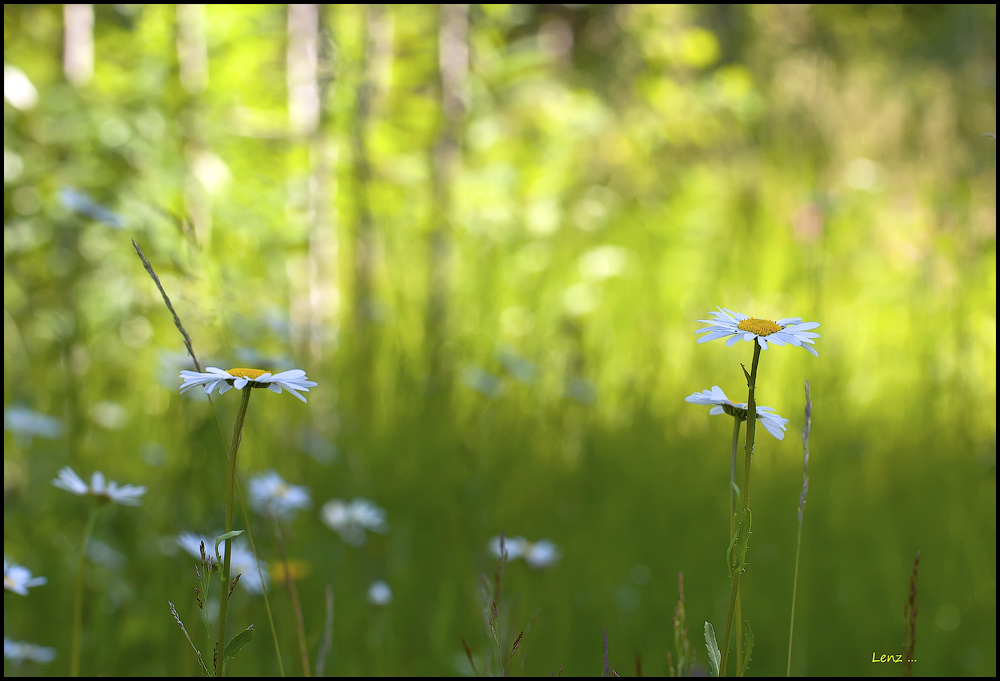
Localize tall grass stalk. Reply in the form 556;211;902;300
719;341;761;677
69;506;99;677
786;381;811;676
271;513;311;675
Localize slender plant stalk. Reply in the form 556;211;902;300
787;381;811;675
720;341;762;677
216;387;252;676
728;416;743;675
69;505;99;677
272;514;311;676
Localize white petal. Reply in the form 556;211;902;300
233;377;248;390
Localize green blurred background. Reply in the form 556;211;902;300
3;4;995;677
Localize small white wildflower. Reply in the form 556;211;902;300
176;532;269;594
179;367;317;403
3;559;47;596
52;466;146;506
367;580;393;606
685;386;790;440
321;498;389;546
3;638;56;665
248;470;311;521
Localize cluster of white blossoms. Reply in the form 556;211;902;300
248;470;312;521
686;386;790;441
321;498;389;547
52;466;147;506
177;532;269;594
179;367;317;403
488;536;561;569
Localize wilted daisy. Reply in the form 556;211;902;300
248;470;311;521
177;532;269;594
695;307;820;356
3;559;47;596
179;367;317;402
3;638;57;665
686;386;790;440
367;580;393;606
52;466;147;506
321;498;389;546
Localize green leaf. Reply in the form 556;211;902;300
168;601;212;677
740;620;754;676
704;621;721;678
221;624;255;675
214;531;245;566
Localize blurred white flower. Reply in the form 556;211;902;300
3;406;63;439
488;536;560;569
524;539;561;569
177;532;269;594
488;535;528;561
248;470;311;521
367;580;393;606
3;638;56;665
179;367;317;403
52;466;146;506
685;386;790;441
321;498;389;546
3;559;47;596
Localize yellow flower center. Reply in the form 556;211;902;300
737;318;782;336
228;368;270;379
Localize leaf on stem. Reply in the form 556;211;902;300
740;620;754;676
222;623;256;676
704;621;721;678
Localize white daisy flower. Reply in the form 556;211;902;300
685;386;790;440
52;466;147;506
367;580;393;606
695;307;820;356
179;367;317;403
3;638;57;665
176;532;269;594
3;559;47;596
320;498;389;546
248;471;311;521
488;535;529;561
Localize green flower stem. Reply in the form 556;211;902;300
216;387;252;676
729;415;743;676
720;340;762;677
70;505;99;677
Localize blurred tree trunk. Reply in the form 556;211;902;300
424;3;468;404
63;4;94;87
348;4;388;426
176;3;213;248
287;4;339;366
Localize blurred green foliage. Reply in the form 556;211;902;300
3;4;995;677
